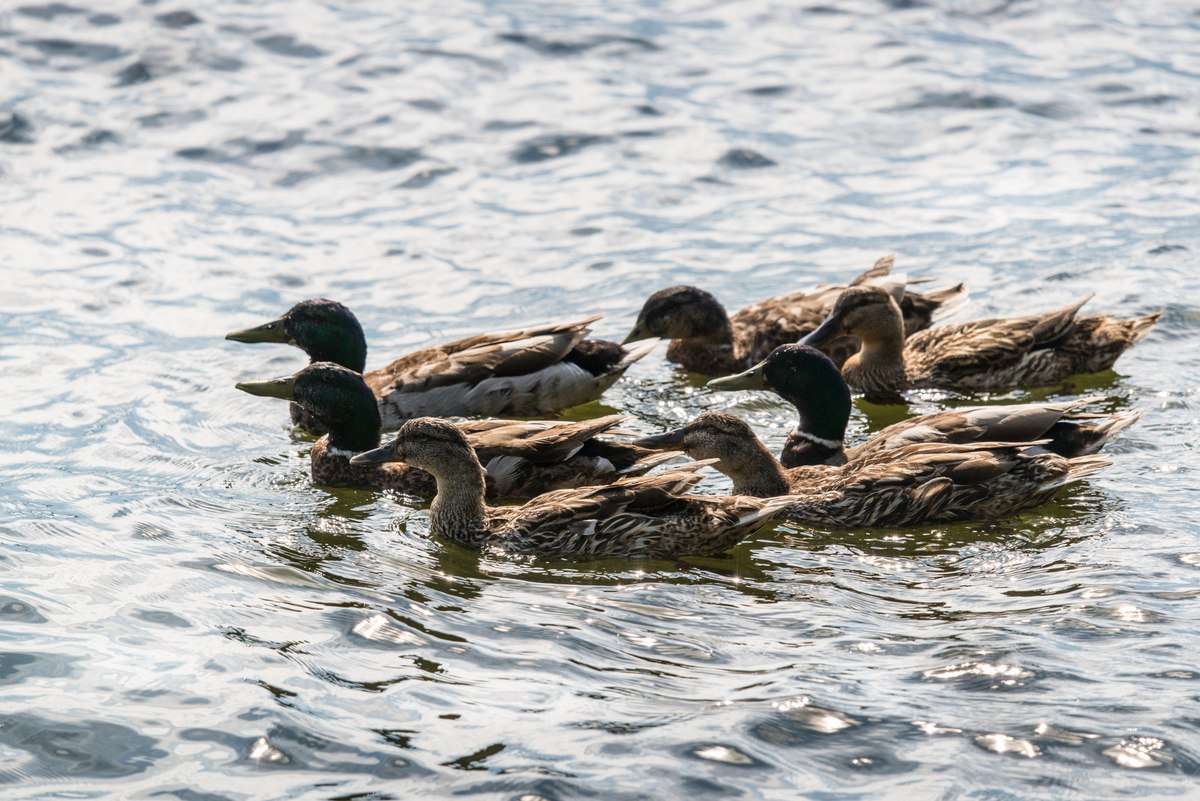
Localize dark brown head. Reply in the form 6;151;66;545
633;412;761;461
802;286;904;349
350;417;478;477
632;412;786;496
226;299;368;373
623;286;732;344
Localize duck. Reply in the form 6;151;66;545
620;255;967;375
708;344;1141;468
236;363;676;500
347;417;793;559
632;412;1112;527
226;299;657;430
800;286;1160;399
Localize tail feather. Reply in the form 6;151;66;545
1055;454;1112;488
561;414;628;440
1126;311;1162;345
1069;310;1160;373
850;254;895;285
1079;411;1141;454
618;450;685;475
927;282;970;322
1031;293;1094;346
735;495;794;527
865;273;911;307
614;338;658;371
1063;293;1096;316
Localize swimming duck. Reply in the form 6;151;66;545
236;363;675;499
348;418;792;559
621;255;967;374
226;300;656;429
708;344;1141;467
632;412;1111;527
800;287;1160;399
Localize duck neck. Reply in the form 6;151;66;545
782;430;847;468
428;460;489;548
717;441;791;498
708;316;735;347
666;337;739;373
846;315;908;396
311;436;385;488
773;374;851;468
855;314;907;371
326;415;381;454
301;327;367;373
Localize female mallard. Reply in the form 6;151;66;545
621;255;967;374
800;286;1160;399
236;363;675;499
227;299;656;429
709;344;1141;468
632;412;1111;527
348;418;792;559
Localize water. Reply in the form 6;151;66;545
2;0;1199;797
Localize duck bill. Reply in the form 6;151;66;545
621;321;652;345
235;375;297;400
349;443;401;466
631;428;687;451
799;314;843;350
226;317;288;344
707;362;766;391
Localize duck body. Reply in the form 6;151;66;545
364;320;654;424
709;344;1141;469
804;287;1160;397
350;418;791;559
226;300;655;430
236;364;673;501
633;412;1111;528
486;471;790;558
780;441;1108;527
624;256;967;375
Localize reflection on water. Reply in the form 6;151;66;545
2;0;1199;797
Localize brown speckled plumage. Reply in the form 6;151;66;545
634;412;1111;527
238;364;674;501
627;255;967;375
807;287;1160;397
311;437;438;495
710;345;1141;469
350;418;791;559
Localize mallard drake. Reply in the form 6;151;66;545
227;299;656;429
236;363;676;500
633;412;1112;527
348;418;792;559
708;344;1141;467
800;286;1160;398
620;255;967;374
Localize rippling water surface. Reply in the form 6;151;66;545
3;0;1199;797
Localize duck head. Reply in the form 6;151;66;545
631;411;758;462
236;362;380;451
707;344;851;445
801;286;904;352
623;286;732;344
226;299;368;373
351;417;476;478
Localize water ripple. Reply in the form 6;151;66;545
1;0;1198;797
